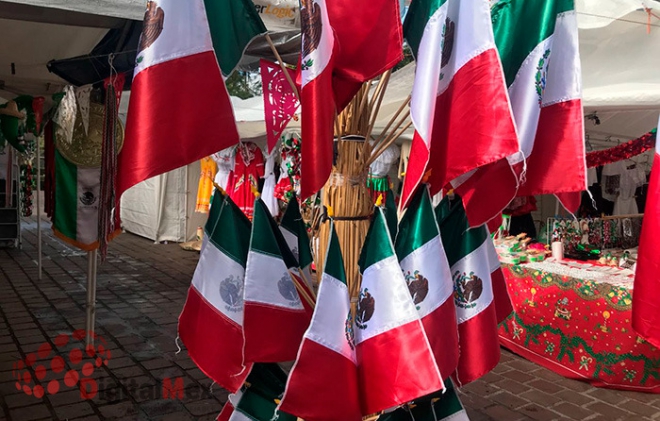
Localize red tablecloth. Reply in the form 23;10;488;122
498;263;660;393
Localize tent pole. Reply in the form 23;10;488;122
36;135;42;280
85;249;97;347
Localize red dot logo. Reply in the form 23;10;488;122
12;330;111;400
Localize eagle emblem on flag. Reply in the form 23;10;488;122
440;17;455;69
219;275;244;311
356;288;375;330
278;274;301;304
138;1;164;54
300;0;322;59
453;271;483;309
404;270;429;309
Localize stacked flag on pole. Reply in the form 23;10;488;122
280;222;362;421
178;192;252;393
436;197;509;385
243;198;312;363
492;0;586;212
119;0;266;199
633;123;660;348
279;197;315;291
395;186;459;380
376;380;468;421
400;0;519;226
356;208;444;414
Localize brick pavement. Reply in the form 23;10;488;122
1;217;659;421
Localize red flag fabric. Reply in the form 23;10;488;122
632;124;660;348
260;60;300;153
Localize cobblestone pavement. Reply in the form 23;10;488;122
1;218;659;421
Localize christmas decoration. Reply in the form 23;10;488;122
587;129;657;168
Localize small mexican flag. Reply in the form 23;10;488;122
395;186;459;380
376;379;468;421
178;192;253;393
436;197;511;385
52;150;119;250
492;0;586;210
280;221;362;421
356;207;444;414
243;198;312;363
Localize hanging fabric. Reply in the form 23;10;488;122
195;156;217;213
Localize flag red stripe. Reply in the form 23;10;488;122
422;299;459;379
455;158;518;227
402;48;519;208
452;303;500;386
118;51;239;198
633;152;660;348
243;303;310;362
216;401;234;421
281;340;362;421
517;99;585;202
300;66;335;199
491;267;513;324
357;320;444;414
178;286;250;392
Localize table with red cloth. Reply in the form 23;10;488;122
498;262;660;393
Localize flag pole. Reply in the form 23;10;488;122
265;34;300;102
36;135;42;280
85;249;98;347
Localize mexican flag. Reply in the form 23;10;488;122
52;150;120;250
376;380;468;421
492;0;586;210
395;187;459;380
400;0;519;224
243;198;312;363
633;123;660;348
280;222;362;421
299;0;336;199
436;197;511;385
118;0;266;198
356;207;444;414
178;192;253;393
279;197;314;291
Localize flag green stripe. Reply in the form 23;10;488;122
235;387;297;421
204;0;267;77
206;194;251;267
324;224;347;285
403;0;449;57
359;208;396;272
396;187;438;258
251;198;298;268
492;0;575;86
54;150;78;241
436;197;488;266
204;191;226;235
384;189;398;243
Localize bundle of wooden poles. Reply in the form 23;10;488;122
313;70;412;303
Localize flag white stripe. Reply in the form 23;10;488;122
191;237;246;326
304;274;356;363
399;236;454;318
76;167;101;245
244;251;305;310
450;240;494;324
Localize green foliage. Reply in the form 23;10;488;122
225;70;262;99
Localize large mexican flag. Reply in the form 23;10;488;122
119;0;266;198
493;0;586;209
400;0;519;225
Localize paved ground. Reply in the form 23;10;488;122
1;218;660;421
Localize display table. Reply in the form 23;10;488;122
498;260;660;393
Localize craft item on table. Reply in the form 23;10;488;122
226;141;264;220
552;241;564;261
274;133;302;203
366;143;399;203
211;146;235;191
195;156;217;214
261;147;279;217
